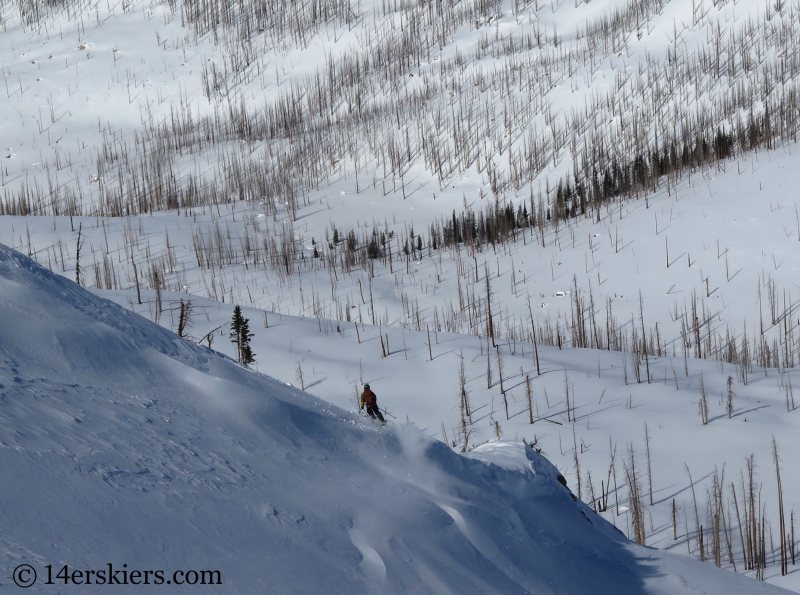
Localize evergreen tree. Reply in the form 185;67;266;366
230;305;255;365
177;299;193;337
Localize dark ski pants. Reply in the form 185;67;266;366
365;404;385;422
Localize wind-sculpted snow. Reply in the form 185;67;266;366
0;243;791;593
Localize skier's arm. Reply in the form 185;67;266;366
359;392;365;408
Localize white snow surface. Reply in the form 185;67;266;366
3;0;800;588
0;242;792;594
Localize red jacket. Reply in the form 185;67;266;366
360;389;376;407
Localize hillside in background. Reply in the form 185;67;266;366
2;0;799;221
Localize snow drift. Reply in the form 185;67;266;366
0;243;790;594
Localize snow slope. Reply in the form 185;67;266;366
3;0;800;588
2;0;798;223
0;242;793;594
89;269;800;591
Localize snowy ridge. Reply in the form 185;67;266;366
0;242;791;593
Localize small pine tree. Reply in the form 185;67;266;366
230;305;255;365
177;299;193;337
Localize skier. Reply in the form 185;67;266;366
360;384;385;423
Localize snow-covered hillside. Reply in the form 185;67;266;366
3;0;800;589
2;0;799;222
2;243;791;594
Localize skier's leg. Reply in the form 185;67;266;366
375;408;385;423
366;405;377;419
